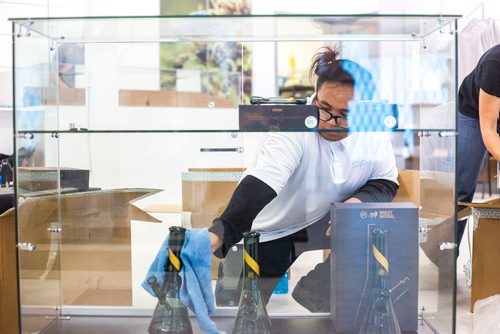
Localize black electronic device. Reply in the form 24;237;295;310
239;104;318;132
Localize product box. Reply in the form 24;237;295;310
18;167;90;192
331;202;419;333
459;198;500;312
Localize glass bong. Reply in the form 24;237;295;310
358;228;401;334
232;231;272;334
147;226;193;334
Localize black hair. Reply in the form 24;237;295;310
310;46;353;90
309;46;375;100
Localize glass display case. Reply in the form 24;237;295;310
9;14;460;333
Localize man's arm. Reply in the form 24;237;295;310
209;133;304;256
208;175;277;257
479;88;500;160
350;178;399;203
325;179;398;237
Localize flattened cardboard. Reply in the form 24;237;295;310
1;188;160;315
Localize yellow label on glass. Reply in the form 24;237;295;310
168;248;181;271
243;249;260;276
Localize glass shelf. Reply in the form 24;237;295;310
16;128;457;134
10;14;460;43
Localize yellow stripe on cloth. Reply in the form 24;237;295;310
168;248;181;271
243;249;260;276
373;245;389;272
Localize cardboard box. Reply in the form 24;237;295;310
395;170;456;286
459;198;500;312
182;168;244;279
0;188;160;314
331;202;419;333
182;168;244;214
394;169;455;217
18;167;90;192
393;169;420;206
0;206;19;334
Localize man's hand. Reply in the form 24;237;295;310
326;197;362;236
344;197;362;204
209;231;223;254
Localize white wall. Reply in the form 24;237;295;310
3;0;500;155
0;1;48;154
0;0;86;154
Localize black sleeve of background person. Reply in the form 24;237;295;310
352;178;399;203
209;175;277;258
478;56;500;97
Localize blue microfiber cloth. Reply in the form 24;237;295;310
142;228;224;334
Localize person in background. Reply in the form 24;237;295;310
58;42;85;88
208;46;399;311
457;44;500;247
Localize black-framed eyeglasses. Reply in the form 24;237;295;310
317;107;349;129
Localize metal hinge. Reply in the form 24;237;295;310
44;306;71;320
17;242;36;251
47;227;62;233
439;242;457;250
419;220;428;243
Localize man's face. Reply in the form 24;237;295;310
316;82;354;142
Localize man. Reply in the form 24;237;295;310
209;46;399;310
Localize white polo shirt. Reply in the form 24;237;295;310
245;131;398;242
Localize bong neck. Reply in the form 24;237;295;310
242;232;261;291
166;227;186;273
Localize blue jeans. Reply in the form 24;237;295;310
456;112;499;246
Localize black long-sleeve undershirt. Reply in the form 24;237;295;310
350;178;399;203
209;175;276;258
209;175;399;258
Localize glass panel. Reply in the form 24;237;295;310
14;26;63;332
58;132;244;309
16;147;63;332
12;15;457;333
418;134;456;333
417;24;456;332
